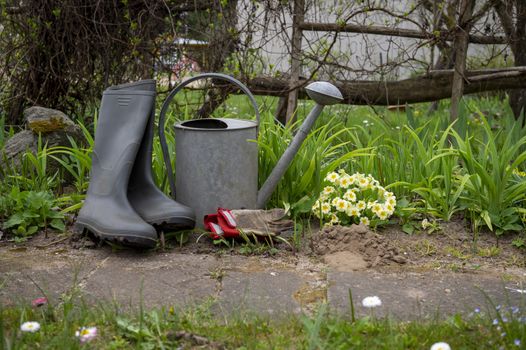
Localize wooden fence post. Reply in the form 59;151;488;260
285;0;305;125
450;0;474;123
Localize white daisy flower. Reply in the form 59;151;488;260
20;321;40;333
76;326;97;343
362;296;382;308
430;342;451;350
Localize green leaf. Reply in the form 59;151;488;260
3;213;25;229
49;219;65;232
26;226;38;236
402;223;414;235
480;211;493;231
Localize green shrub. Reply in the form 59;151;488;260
0;187;65;239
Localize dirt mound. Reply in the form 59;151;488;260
311;224;408;270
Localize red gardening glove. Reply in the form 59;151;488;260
204;208;240;240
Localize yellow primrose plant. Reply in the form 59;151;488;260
312;169;396;228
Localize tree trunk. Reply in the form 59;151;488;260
494;0;526;123
509;1;526;122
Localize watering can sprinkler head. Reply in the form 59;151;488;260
305;81;343;106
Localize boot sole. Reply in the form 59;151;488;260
74;221;157;249
147;216;196;231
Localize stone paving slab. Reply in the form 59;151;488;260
1;245;525;320
328;271;526;320
0;247;109;306
80;252;219;309
217;271;305;316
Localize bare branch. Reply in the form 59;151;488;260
299;22;507;45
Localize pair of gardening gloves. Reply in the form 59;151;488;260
204;208;294;240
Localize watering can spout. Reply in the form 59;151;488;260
256;81;343;208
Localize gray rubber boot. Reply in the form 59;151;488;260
125;82;196;230
76;85;158;249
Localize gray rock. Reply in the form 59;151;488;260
24;106;76;133
0;107;84;178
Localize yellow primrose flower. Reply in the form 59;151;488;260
360;217;370;226
339;175;352;188
358;177;369;188
343;189;357;202
323;186;335;195
371;203;383;213
386;196;396;206
321;202;331;214
347;206;361;217
357;201;367;211
325;172;340;183
385;203;394;213
331;197;340;206
335;199;349;212
319;192;330;201
330;213;340;224
377;210;389;220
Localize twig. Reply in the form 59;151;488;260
36;235;70;249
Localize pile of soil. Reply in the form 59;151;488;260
310;224;408;270
307;221;525;274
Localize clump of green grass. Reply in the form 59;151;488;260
2;292;525;349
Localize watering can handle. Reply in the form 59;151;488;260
158;73;261;198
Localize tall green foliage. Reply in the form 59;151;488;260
451;113;526;235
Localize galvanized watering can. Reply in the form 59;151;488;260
158;73;343;224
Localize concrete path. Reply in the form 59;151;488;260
1;242;525;320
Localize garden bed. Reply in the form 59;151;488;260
3;219;524;278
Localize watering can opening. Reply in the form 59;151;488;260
180;119;228;129
176;118;257;132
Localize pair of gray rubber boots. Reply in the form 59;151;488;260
76;80;195;249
